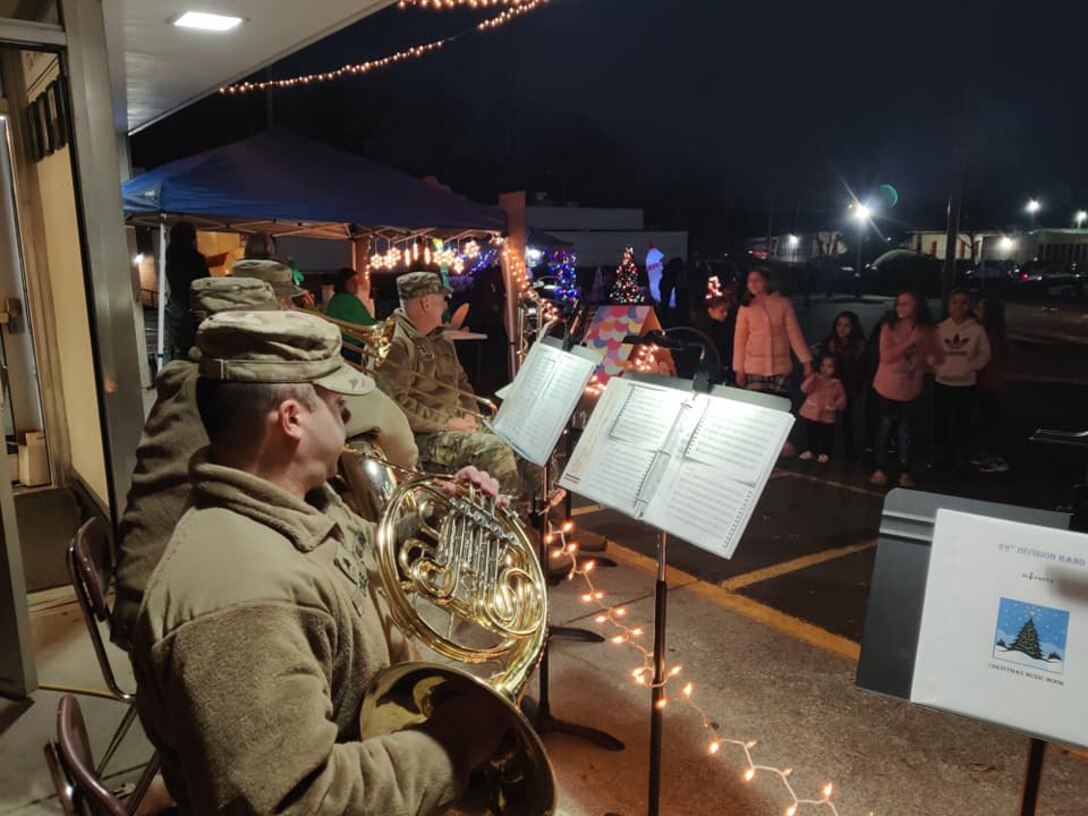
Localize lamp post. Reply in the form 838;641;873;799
851;205;871;298
1075;210;1087;230
1026;198;1041;228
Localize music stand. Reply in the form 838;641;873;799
856;488;1072;816
523;458;625;751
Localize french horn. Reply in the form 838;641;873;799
343;440;555;815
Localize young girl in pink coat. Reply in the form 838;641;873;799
799;354;848;463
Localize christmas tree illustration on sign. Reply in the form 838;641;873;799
993;598;1069;675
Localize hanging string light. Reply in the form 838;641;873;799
220;0;548;95
548;522;876;816
398;0;531;8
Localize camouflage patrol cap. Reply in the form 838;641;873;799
195;310;374;396
229;258;305;298
396;271;452;301
190;277;277;318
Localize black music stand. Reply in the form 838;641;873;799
856;489;1073;816
522;458;625;751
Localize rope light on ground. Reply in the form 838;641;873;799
220;0;548;94
549;521;876;816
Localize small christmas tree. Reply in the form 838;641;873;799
1009;616;1043;660
550;250;580;302
610;246;642;304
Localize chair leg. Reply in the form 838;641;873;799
125;751;161;816
97;704;138;775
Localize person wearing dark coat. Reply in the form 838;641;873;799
164;221;210;360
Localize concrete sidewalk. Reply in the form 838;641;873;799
2;548;1086;815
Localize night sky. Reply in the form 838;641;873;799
132;0;1088;249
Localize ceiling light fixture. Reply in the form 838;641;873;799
172;11;244;32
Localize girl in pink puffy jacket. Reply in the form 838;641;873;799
799;354;847;463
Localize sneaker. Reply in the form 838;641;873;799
799;450;815;461
980;458;1011;473
898;473;915;488
817;454;830;464
870;470;888;486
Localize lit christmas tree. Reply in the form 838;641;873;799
549;249;580;302
610;246;642;304
706;275;723;300
1009;616;1043;660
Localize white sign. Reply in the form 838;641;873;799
911;510;1088;749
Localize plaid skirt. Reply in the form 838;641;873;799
746;373;791;397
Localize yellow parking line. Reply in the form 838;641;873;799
604;543;860;662
778;470;884;498
719;540;876;592
571;503;605;517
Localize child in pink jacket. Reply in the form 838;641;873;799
799;354;848;463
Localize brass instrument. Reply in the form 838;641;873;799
317;310;498;421
343;440;556;815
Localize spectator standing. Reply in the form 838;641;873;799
799;354;847;463
819;311;866;459
164;221;210;360
733;267;812;457
973;299;1009;473
870;290;942;487
932;288;991;470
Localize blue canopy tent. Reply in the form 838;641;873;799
123;128;507;238
123;129;508;365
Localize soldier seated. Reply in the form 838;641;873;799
131;311;505;814
111;276;418;651
375;271;540;510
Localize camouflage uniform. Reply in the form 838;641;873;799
132;311;463;814
374;271;540;501
112;278;417;651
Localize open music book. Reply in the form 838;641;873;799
490;338;603;466
559;375;794;560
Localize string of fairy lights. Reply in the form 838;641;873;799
220;0;548;95
544;522;875;816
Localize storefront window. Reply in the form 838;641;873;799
0;1;59;26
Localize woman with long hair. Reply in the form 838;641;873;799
733;268;812;395
869;290;942;487
819;310;866;459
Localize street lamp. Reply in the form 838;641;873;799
1075;210;1087;229
849;204;873;298
1026;199;1041;214
852;204;872;222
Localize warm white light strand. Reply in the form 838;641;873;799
549;522;876;816
220;0;548;95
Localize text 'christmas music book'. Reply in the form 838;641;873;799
490;338;603;467
559;375;794;560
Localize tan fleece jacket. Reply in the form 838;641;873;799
374;311;477;434
112;360;418;651
132;453;463;815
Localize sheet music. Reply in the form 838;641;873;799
610;384;687;451
644;462;751;558
684;398;793;485
491;341;602;466
560;375;793;560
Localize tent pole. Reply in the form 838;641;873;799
157;218;166;370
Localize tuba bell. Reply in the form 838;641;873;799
343;441;556;815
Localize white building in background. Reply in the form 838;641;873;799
902;230;995;261
977;229;1088;266
525;205;688;266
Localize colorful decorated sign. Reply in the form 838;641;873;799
582;305;665;386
